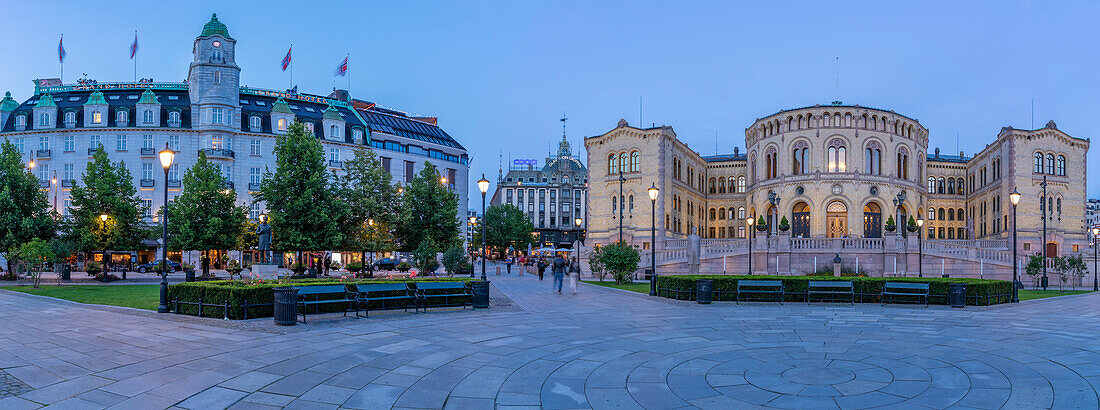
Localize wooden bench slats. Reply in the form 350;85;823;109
807;281;855;304
882;282;930;307
416;282;472;311
737;280;784;304
295;285;357;323
352;283;417;317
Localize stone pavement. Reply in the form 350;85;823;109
0;271;1098;409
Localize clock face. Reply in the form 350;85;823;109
212;41;221;47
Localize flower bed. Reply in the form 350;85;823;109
167;277;473;319
654;275;1013;306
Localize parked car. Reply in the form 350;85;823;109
135;260;182;273
371;258;400;271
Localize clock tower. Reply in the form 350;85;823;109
188;13;240;139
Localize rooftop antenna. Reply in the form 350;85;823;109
497;151;503;183
831;57;842;105
715;131;719;155
560;111;568;138
639;96;643;128
1031;98;1034;129
955;130;959;156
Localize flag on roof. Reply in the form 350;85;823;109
58;35;66;63
334;56;348;77
281;46;292;71
130;32;138;59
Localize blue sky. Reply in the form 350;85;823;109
1;1;1096;200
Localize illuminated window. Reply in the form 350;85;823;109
277;118;287;132
92;111;102;124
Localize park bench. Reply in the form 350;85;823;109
415;282;472;311
881;282;929;306
296;285;357;323
350;283;417;317
736;280;784;304
807;281;854;304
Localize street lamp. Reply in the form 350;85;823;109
157;143;175;313
1010;187;1021;302
477;174;490;280
1092;227;1099;292
648;184;659;296
747;217;754;275
574;217;583;245
916;217;924;277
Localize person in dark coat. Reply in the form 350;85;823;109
537;258;547;280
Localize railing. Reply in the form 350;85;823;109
329;160;343;168
140;147;155;156
248;182;262;192
167;180;181;188
61;179;73;187
923;241;970;257
792;238;831;250
36;149;50;158
665;238;727;249
841;238;883;250
974;247;1011;263
140;179;155;187
200;148;235;159
38;180;50;188
936;239;1009;250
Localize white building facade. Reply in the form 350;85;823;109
0;14;469;264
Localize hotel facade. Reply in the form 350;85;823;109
0;14;469;265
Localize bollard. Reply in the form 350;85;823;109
496;266;501;276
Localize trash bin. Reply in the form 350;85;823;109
273;287;299;325
696;279;713;304
59;264;71;281
471;280;490;309
185;270;195;282
644;269;654;281
949;283;966;308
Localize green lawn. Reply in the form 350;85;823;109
0;285;160;310
582;280;651;294
1018;289;1095;301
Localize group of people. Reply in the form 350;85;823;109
503;254;579;295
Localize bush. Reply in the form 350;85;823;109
413;239;440;275
85;261;103;275
167;277;473;319
441;246;469;276
602;241;640;284
654;275;1012;306
395;262;411;272
345;262;363;273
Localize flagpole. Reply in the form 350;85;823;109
290;44;294;91
347;53;351;95
59;34;64;83
133;30;138;82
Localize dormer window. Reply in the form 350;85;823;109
142;110;153;124
277;118;287;132
38;112;50;127
352;128;363;142
116;110;127;125
249;116;260;131
168;111;180;126
15;115;26;129
329;125;338;139
65;112;76;125
211;50;222;62
304;123;314;135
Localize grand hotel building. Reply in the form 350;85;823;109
585;105;1090;258
0;14;469;264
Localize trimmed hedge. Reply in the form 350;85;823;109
655;275;1013;306
167;277;473;319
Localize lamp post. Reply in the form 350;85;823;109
1041;175;1048;290
157;144;175;313
574;217;583;245
51;171;58;215
477;174;490;281
618;171;625;243
916;217;924;277
648;184;659;296
1092;227;1099;292
1010;188;1021;302
747;217;754;275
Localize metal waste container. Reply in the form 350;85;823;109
697;279;713;304
471;281;490;308
273;287;299;325
949;283;966;308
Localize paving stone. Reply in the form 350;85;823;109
341;384;405;409
175;386;248;409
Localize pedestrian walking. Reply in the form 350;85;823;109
552;254;567;295
506;257;513;274
568;257;579;295
537;258;547;280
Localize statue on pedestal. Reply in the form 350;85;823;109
257;215;272;264
687;227;701;275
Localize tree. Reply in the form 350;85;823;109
67;146;149;258
1024;252;1044;286
12;238;53;288
1066;255;1088;287
603;241;640;284
0;139;55;272
256;122;345;266
166;152;249;277
588;244;607;282
412;237;440;275
396;162;459;252
441;245;470;276
335;146;398;264
476;204;535;257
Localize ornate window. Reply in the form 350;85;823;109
937;177;945;194
1057;155;1065;176
708;178;716;194
928;207;935;220
116;110;127;125
65;111;76;125
827;139;846;172
249;116;261;131
608;154;616;174
1046;153;1055;174
764;147;778;179
737;207;746;220
896;147;909;180
737;176;746;193
168;111;180;126
791;141;808;175
865;141;881;175
629;151;639;172
928;177;935;194
1034;152;1043;173
947;178;955;195
717;177;726;194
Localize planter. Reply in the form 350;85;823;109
906;225;918;232
184;270;196;282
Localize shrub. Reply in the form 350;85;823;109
654;275;1012;306
85;261;103;275
441;246;469;276
756;215;768;232
413;239;440;275
778;216;790;232
588;245;607;282
602;241;640;284
884;215;896;232
345;262;363;273
167;277;473;319
395;262;411;272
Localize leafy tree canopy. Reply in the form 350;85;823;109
66;146;149;252
475;204;535;252
335;146;398;253
396;162;458;251
165;152;249;252
0;139;54;257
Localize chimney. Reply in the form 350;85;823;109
327;89;350;102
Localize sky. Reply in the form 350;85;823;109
1;1;1097;201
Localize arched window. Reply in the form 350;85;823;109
708;178;716;194
65;111;76;124
329;125;338;139
249;116;260;130
1057;155;1065;176
717;177;726;194
629;151;639;172
1057;197;1062;215
957;178;965;195
607;154;616;175
38;112;50;127
91;110;102;124
947;178;955;194
737;176;746;193
928;177;935;194
116;110;127;125
827;139;847;172
618;152;627;174
1034;152;1044;173
142;110;153;124
928;207;935;220
168;111;180;125
718;207;726;220
896;148;910;180
737;207;746;220
937;177;945;194
865;142;881;175
709;208;716;220
948;208;955;220
938;208;945;220
1046;154;1055;174
792;145;807;175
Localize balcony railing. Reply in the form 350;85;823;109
328;160;343;168
140;147;155;156
140;179;155;187
248;182;262;191
223;181;235;190
36;149;51;159
61;179;74;187
87;147;98;155
167;180;181;188
200;148;235;159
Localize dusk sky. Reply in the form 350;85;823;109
1;1;1096;200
